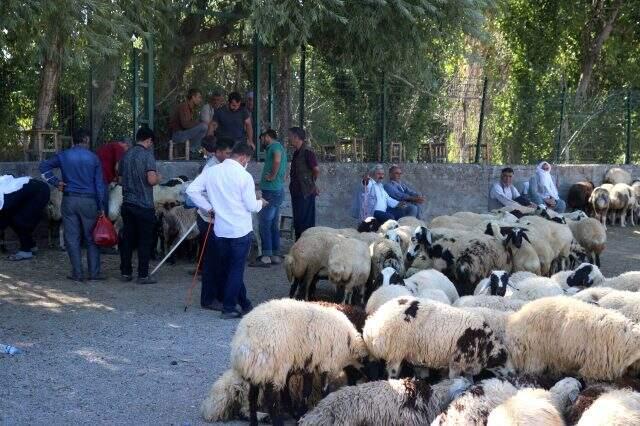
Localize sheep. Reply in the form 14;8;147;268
604;167;632;185
285;232;344;300
403;268;459;303
397;216;426;228
568;181;595;213
462;307;510;342
153;177;188;206
632;180;640;222
509;276;565;301
384;225;413;255
366;283;413;315
378;219;400;233
551;262;600;292
363;296;507;379
230;299;368;425
504;296;640;380
589;185;611;229
327;237;371;304
473;270;512;297
299;377;472;426
510;270;538;284
518;215;573;273
367;238;404;298
576;388;640;425
608;183;635;227
107;183;123;222
310;301;368;333
571;263;640;292
45;187;64;250
454;295;526;312
487;377;582;426
160;204;199;261
566;217;606;266
432;378;520;425
572;286;615;304
301;226;360;238
406;252;433;277
593;289;640;323
500;227;542;275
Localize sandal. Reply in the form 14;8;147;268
7;252;33;261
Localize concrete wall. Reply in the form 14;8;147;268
2;161;639;230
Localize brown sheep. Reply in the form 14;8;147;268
567;181;594;213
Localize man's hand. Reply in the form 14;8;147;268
362;174;370;186
265;174;275;182
57;181;66;192
545;197;556;208
97;210;105;218
413;196;426;204
260;198;269;207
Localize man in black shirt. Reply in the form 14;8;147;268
118;127;161;284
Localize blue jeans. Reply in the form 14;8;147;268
213;232;253;313
172;122;208;154
258;189;284;256
61;195;100;279
388;203;420;219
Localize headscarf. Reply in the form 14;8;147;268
535;161;559;199
0;175;30;210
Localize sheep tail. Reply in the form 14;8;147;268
284;255;295;283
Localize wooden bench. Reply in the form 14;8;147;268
279;214;295;240
168;139;190;160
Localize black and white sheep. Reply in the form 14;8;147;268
363;296;507;379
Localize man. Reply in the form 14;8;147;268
214;92;254;149
354;164;404;223
252;129;287;267
288;127;320;240
0;175;50;261
187;143;266;318
40;128;106;282
384;165;425;219
169;88;208;154
95;137;130;221
489;167;535;210
118;127;161;284
244;91;254;114
200;91;224;136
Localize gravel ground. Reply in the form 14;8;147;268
1;227;639;425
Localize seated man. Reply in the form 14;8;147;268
169;88;208;155
384;165;425;219
352;164;407;223
489;167;535;210
528;161;566;213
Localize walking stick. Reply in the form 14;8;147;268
150;221;198;276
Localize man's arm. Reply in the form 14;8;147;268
385;189;400;208
94;158;106;212
244;116;254;149
186;172;214;212
241;174;263;213
179;104;198;129
39;154;62;189
384;182;411;201
145;153;161;186
490;183;517;207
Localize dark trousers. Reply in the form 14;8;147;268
0;180;50;251
198;216;220;307
373;209;396;223
62;195;101;279
119;203;155;278
211;232;253;313
291;194;316;240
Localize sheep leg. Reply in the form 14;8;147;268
248;383;259;426
320;372;329;397
288;278;299;299
343;365;361;385
334;285;346;304
301;371;314;413
595;252;601;267
263;382;283;426
351;287;362;306
307;276;319;301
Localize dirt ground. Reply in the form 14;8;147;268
1;227;639;425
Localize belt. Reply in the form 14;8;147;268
63;192;96;199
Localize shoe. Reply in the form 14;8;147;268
202;301;224;312
67;275;85;283
221;310;243;319
88;275;106;281
248;256;271;268
241;303;253;315
136;276;158;285
270;256;283;264
120;274;133;282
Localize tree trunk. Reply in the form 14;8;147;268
575;0;622;104
275;52;293;142
90;53;124;145
33;32;64;130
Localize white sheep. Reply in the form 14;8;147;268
363;296;507;379
505;296;640;380
45;187;64;249
487;377;582;426
299;377;471;426
107;183;123;222
566;217;606;266
397;216;426;228
301;226;360;238
160;204;198;256
403;268;459;303
604;167;632;185
608;183;635;227
594;289;640;323
378;219;400;233
572;286;615;304
590;185;611;229
576;388;640;425
230;299;368;424
370;267;451;308
508;276;565;301
509;270;538;284
518;215;573;273
366;283;413;315
454;295;526;312
328;237;371;304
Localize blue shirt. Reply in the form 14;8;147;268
384;180;420;202
39;145;106;210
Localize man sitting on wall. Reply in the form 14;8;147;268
383;165;425;219
352;164;411;222
489;167;535;210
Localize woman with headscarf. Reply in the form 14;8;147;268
528;161;566;212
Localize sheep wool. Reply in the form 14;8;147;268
327;237;371;304
509;276;564;301
572;286;615;304
230;299;367;390
299;377;472;426
576;388;640;426
403;269;460;303
363;297;507;378
454;295;526;312
505;296;640;380
596;289;640;323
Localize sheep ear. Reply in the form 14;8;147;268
521;232;531;244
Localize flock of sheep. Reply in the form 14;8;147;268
202;167;640;426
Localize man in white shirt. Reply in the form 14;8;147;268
489;167;534;210
362;164;404;223
186;143;267;319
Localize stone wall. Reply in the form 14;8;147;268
2;161;639;231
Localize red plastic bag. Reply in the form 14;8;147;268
93;216;118;247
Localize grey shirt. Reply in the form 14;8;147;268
119;144;157;209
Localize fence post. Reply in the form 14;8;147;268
88;65;94;149
380;73;387;162
626;89;632;164
299;44;306;129
252;31;261;159
268;62;274;128
555;85;567;162
475;77;488;163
